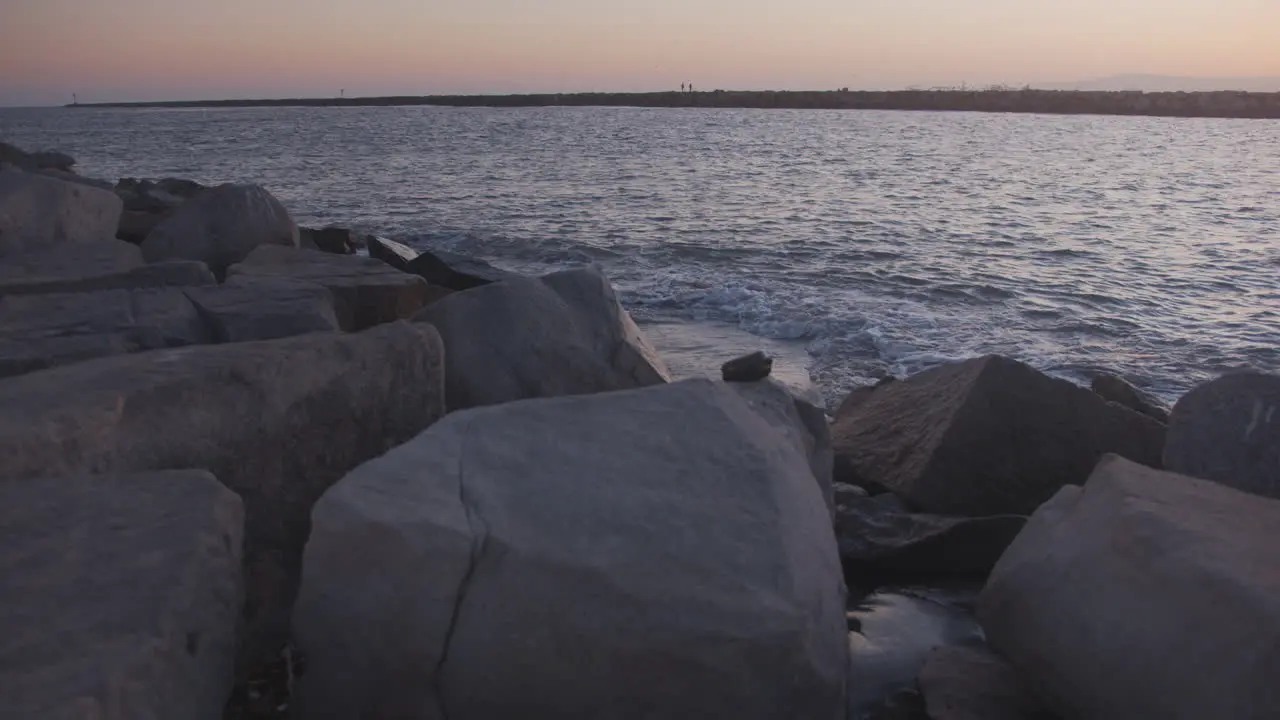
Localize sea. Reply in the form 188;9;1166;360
2;105;1277;407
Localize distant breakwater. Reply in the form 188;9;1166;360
71;89;1280;119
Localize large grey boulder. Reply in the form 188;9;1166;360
227;245;437;331
294;379;847;720
0;259;214;298
978;455;1280;720
0;288;210;378
184;283;340;342
140;183;298;273
1164;371;1280;499
835;495;1026;576
414;264;671;411
0;166;123;256
831;355;1166;516
0;470;243;720
0;322;446;664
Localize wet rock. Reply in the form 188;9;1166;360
836;495;1026;576
0;165;123;257
834;481;870;506
0;288;210;378
365;235;419;271
0;470;242;720
918;645;1057;720
413;264;671;411
298;226;358;255
978;455;1280;720
721;350;773;382
1091;372;1169;423
0;260;214;298
140;183;299;274
227;245;435;332
863;689;930;720
847;587;984;719
1164;371;1280;499
294;379;846;720
0;322;447;666
184;283;340;343
831;355;1166;516
404;247;520;291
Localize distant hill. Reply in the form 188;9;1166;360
1036;75;1280;92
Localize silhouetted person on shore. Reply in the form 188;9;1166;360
681;83;685;94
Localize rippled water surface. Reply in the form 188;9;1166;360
3;106;1277;404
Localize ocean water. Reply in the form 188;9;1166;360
3;105;1277;406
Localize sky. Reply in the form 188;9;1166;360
2;0;1279;105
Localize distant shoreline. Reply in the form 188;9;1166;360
67;89;1280;119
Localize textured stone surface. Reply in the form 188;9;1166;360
978;455;1280;720
228;245;433;331
0;288;209;378
1164;371;1280;499
0;260;214;298
0;166;123;257
140;183;298;272
0;470;243;720
184;283;340;342
295;379;846;720
0;322;447;664
414;264;670;411
831;355;1166;516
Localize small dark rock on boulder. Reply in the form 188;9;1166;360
721;351;773;382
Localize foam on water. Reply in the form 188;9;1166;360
3;105;1276;405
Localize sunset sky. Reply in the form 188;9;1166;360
2;0;1278;106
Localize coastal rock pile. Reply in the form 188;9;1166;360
0;143;1276;719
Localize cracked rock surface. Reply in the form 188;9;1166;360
294;378;847;720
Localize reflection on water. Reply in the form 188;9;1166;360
847;586;985;718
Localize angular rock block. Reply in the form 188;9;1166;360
184;283;340;342
978;455;1280;720
1164;371;1280;500
0;166;123;256
228;246;433;332
0;260;215;298
0;288;210;378
0;470;243;720
294;379;847;720
414;264;671;411
1090;372;1170;423
366;235;419;271
831;355;1166;516
140;183;298;273
0;322;446;664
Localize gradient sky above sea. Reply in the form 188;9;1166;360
2;0;1278;106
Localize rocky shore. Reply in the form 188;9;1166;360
1;141;1277;719
71;88;1280;120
